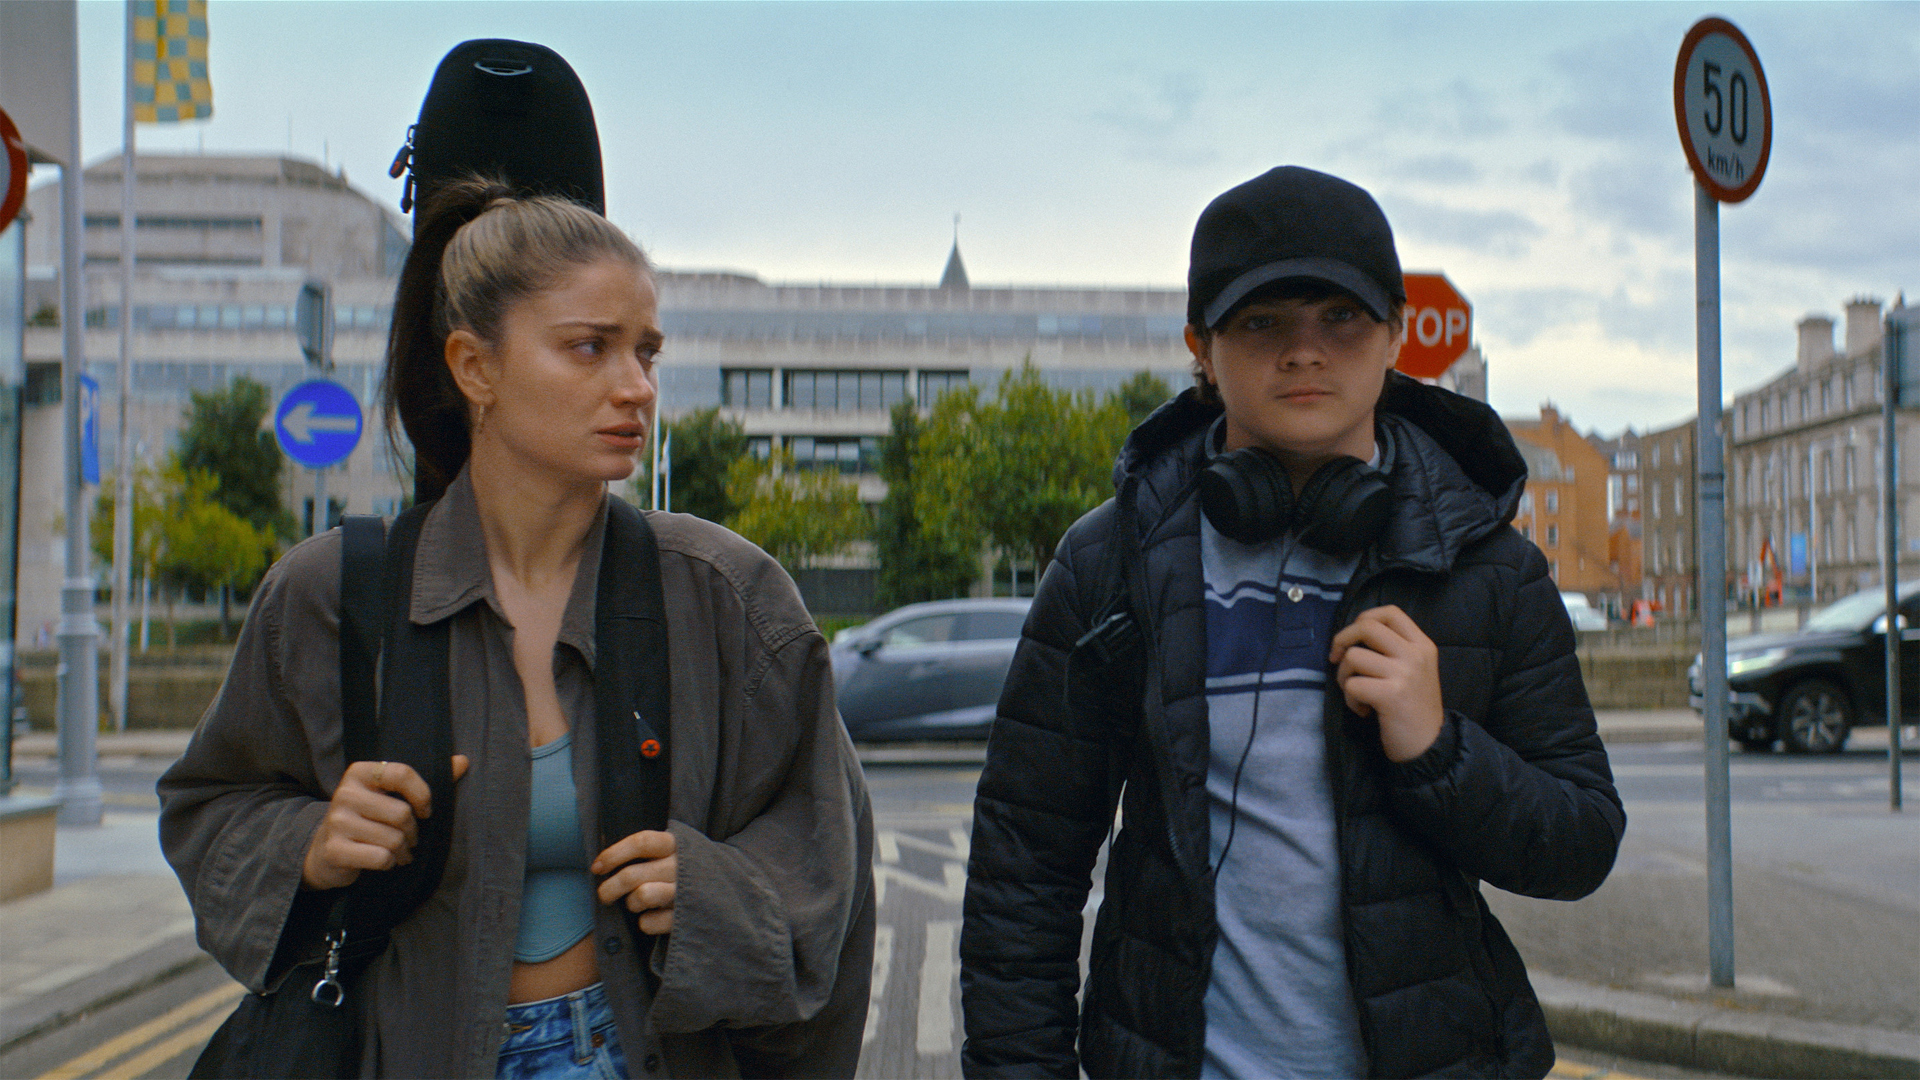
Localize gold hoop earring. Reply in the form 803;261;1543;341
473;403;488;434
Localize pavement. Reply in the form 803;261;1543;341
3;711;1917;1079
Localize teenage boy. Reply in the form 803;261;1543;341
959;166;1624;1079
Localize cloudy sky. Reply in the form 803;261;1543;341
57;0;1920;437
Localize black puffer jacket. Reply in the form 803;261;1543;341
960;374;1625;1079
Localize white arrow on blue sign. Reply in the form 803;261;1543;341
275;379;363;469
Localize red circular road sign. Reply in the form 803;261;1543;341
1398;272;1472;379
0;107;28;236
1674;17;1771;203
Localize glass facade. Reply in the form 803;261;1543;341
722;368;774;409
663;309;1183;343
82;303;391;333
85;214;264;232
785;369;908;412
917;370;970;404
788;435;880;474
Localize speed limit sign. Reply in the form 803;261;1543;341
0;106;27;235
1674;17;1771;203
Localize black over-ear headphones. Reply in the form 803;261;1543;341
1197;448;1392;554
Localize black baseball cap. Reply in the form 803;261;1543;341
1188;166;1405;329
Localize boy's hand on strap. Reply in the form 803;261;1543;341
1330;606;1445;763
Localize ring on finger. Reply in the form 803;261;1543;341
372;761;387;787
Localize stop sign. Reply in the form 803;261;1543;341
1398;272;1472;379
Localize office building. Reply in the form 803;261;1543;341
18;154;408;641
1726;297;1919;605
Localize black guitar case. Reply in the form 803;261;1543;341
390;38;605;215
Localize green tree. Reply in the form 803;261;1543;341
662;407;750;521
919;360;1132;573
628;408;751;521
177;375;297;545
90;463;167;579
93;460;273;645
1111;370;1175;427
724;447;869;570
874;398;974;607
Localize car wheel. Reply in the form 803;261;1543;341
1779;680;1852;754
1734;735;1775;753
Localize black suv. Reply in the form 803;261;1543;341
1690;581;1919;753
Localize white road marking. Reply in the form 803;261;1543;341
877;828;970;865
875;861;967;905
865;924;895;1047
916;920;959;1056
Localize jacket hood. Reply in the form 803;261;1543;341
1113;371;1529;571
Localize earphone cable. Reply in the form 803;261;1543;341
1212;533;1297;876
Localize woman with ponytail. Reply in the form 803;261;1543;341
160;178;875;1079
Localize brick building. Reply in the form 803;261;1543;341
1638;418;1697;615
1507;406;1622;606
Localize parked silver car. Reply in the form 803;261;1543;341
830;598;1032;741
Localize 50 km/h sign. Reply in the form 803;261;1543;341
274;380;363;469
1674;17;1772;203
1396;272;1472;380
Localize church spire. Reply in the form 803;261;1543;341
940;213;969;291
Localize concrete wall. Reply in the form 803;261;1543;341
15;638;1700;728
16;646;231;730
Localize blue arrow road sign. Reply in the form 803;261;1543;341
275;379;363;469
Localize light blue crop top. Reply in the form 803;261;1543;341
514;733;597;963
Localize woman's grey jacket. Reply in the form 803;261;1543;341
960;375;1625;1078
158;471;875;1078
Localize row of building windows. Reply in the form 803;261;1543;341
664;309;1183;343
1736;367;1880;439
1738;514;1876;567
23;359;383;404
723;368;972;412
789;435;881;473
84;214;265;232
1738;445;1863;505
83;255;268;268
788;369;909;412
81;303;392;333
739;434;883;474
1646;479;1689;518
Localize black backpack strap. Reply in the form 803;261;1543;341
1065;479;1145;823
594;499;672;854
329;504;453;939
359;503;454;932
1074;475;1144;667
338;516;388;764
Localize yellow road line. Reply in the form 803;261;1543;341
94;1009;234;1080
1551;1058;1653;1080
35;982;243;1080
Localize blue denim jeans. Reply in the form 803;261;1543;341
497;982;630;1080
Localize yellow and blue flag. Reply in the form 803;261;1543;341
133;0;211;123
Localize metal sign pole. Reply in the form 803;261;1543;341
110;0;136;733
1677;14;1769;993
55;58;103;827
1884;314;1904;812
1694;181;1735;988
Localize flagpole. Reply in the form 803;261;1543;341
110;0;136;732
